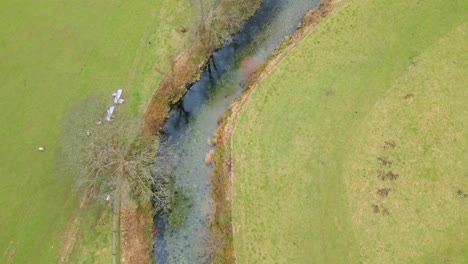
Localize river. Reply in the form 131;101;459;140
153;0;322;263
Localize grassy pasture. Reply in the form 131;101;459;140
232;0;467;263
0;1;190;263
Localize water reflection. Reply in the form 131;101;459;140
154;0;322;263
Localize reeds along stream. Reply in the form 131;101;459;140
153;0;322;263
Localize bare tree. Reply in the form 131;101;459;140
57;97;173;211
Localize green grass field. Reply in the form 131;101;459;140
0;1;190;263
232;0;467;262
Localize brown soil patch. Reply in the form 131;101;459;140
205;149;215;166
240;56;263;82
372;204;380;213
57;216;82;263
120;185;152;264
377;188;391;197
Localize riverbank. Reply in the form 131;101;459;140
142;0;264;137
211;0;339;262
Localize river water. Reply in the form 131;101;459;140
153;0;322;263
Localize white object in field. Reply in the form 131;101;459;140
106;106;115;121
96;121;102;125
106;194;111;201
38;147;45;152
118;99;125;104
86;130;91;136
112;92;117;97
113;89;123;104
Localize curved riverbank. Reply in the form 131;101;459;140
211;0;340;261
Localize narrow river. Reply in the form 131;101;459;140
153;0;322;263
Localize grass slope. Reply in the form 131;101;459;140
0;1;190;263
232;0;467;262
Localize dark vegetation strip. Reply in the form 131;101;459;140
211;0;339;262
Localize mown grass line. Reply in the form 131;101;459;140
232;0;467;262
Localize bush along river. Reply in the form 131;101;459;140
153;0;322;263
